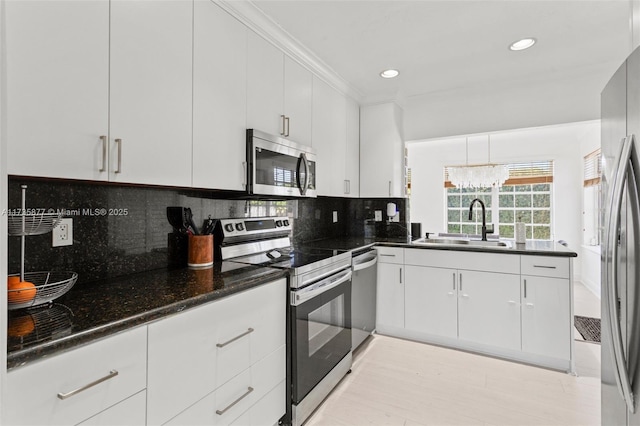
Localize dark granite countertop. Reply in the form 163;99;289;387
378;239;578;257
306;237;577;257
7;262;287;370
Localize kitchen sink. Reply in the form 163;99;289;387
412;237;512;248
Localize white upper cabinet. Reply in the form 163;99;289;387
247;31;285;138
312;77;347;196
6;0;110;181
109;0;192;187
345;97;360;197
360;102;406;197
247;31;313;146
6;0;192;187
284;57;313;146
192;0;247;190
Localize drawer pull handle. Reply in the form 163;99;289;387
57;370;119;400
379;254;396;257
533;265;557;269
216;328;254;348
216;386;254;415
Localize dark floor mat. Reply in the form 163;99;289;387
574;315;601;343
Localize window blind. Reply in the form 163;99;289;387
583;149;601;187
444;161;554;188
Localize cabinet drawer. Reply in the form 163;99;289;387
6;326;147;426
78;390;146;426
405;248;520;275
164;345;285;426
376;247;404;264
521;256;569;278
148;279;286;425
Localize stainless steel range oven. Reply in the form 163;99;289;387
214;217;352;426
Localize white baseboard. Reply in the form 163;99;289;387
578;278;600;299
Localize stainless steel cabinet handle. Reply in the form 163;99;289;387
215;386;254;415
452;273;456;290
524;279;527;298
280;115;286;136
533;265;556;269
114;138;122;173
285;116;290;137
459;274;463;291
399;267;402;284
99;135;107;172
57;370;119;400
216;328;254;348
379;254;395;257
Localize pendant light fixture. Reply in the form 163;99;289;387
448;135;509;189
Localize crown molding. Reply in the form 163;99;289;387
214;0;363;103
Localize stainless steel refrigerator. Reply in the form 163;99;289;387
602;45;640;425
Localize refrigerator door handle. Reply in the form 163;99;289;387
605;134;637;413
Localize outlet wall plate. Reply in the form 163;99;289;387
52;218;73;247
374;211;382;221
332;211;338;223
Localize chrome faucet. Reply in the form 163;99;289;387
468;198;494;241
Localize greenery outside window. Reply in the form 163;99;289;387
445;161;554;240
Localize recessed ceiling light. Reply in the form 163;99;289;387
509;38;536;51
380;69;399;79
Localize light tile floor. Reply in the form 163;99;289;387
306;281;602;426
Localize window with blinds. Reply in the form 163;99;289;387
444;161;554;240
583;149;602;187
444;161;554;188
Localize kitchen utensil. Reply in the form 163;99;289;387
166;207;187;233
201;217;218;235
184;208;199;235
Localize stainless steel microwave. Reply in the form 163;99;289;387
246;129;317;198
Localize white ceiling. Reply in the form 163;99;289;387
251;0;632;139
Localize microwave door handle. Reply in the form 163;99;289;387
605;134;636;413
297;153;309;196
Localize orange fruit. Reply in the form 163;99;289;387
7;276;20;287
8;281;37;304
8;314;35;337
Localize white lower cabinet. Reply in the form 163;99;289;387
5;326;147;426
404;265;457;339
376;247;405;331
521;275;571;360
388;248;574;371
457;270;521;351
78;391;147;426
147;279;286;425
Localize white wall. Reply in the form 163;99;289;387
1;0;8;417
408;120;600;282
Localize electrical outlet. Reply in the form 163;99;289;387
333;211;338;223
375;210;383;222
52;218;73;247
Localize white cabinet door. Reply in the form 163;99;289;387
521;275;571;360
247;31;285;137
457;270;521;351
405;266;458;339
78;391;146;426
109;0;192;187
193;0;247;190
312;76;347;196
344;97;360;197
284;56;313;146
5;0;109;180
5;326;147;426
376;263;405;330
360;103;405;197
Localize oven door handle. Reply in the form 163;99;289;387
291;269;352;306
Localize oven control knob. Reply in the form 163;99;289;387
224;224;234;233
283;220;290;227
276;220;283;227
235;223;245;231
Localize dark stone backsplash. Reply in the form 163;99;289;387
7;177;408;284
